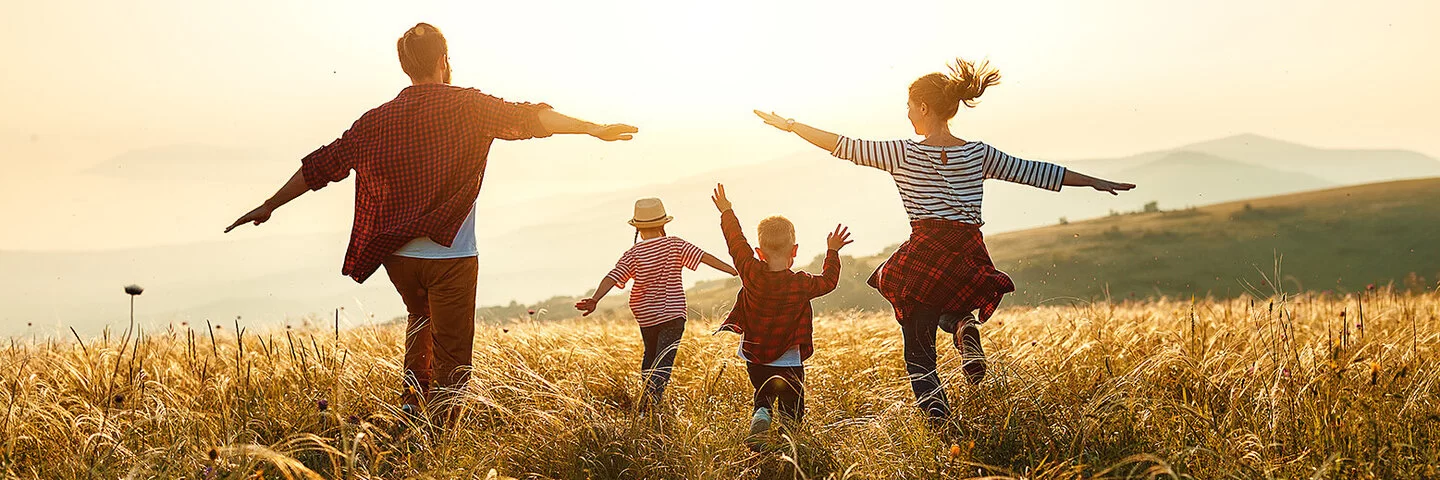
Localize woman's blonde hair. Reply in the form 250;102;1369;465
908;58;1002;120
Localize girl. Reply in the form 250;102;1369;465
754;58;1134;424
575;197;738;408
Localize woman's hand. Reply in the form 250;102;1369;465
1092;179;1136;195
753;110;793;132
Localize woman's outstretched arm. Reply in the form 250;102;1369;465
754;110;840;152
1062;170;1136;195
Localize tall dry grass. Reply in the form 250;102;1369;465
3;288;1438;478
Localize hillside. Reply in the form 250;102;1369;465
664;178;1440;317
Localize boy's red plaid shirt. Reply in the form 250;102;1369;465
716;209;840;364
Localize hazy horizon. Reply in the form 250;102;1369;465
3;0;1439;333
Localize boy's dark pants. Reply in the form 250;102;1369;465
746;362;806;422
639;318;686;404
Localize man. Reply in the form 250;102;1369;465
225;23;637;420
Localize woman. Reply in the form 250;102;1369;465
754;58;1134;424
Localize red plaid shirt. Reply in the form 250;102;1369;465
300;84;551;282
716;209;840;364
868;219;1015;323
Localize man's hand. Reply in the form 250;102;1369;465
711;183;732;212
574;297;599;316
587;124;639;141
826;224;853;251
225;204;273;233
1092;179;1136;196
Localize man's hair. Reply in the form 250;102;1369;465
757;216;796;255
396;23;448;80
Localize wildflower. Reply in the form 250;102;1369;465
1366;283;1376;292
527;309;536;316
26;322;31;327
207;447;219;461
124;285;144;296
113;394;125;405
948;443;961;458
317;399;329;412
346;414;360;424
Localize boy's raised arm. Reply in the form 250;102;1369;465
712;184;758;272
810;224;851;297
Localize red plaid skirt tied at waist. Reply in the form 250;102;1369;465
867;218;1015;323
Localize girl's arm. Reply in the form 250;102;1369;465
1062;170;1136;195
699;252;739;276
574;277;619;317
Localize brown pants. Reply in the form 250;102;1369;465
383;255;479;407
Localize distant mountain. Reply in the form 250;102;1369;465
1182;134;1440;184
1109;150;1335;207
1070;134;1440;185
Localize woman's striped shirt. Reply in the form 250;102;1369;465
831;137;1067;225
605;235;705;327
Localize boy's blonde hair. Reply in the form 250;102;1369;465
757;216;796;255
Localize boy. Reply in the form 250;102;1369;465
576;197;737;408
709;184;852;451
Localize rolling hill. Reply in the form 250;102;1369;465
669;177;1440;316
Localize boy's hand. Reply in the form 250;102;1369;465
711;183;732;212
826;224;853;251
574;297;598;316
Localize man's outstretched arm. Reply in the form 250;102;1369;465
224;168;308;233
536;109;637;141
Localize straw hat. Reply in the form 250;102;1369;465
628;198;674;228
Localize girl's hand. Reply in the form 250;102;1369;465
1093;179;1136;196
753;110;793;132
574;298;598;316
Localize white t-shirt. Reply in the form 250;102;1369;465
738;345;804;367
393;203;478;259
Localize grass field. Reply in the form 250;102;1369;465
4;287;1439;478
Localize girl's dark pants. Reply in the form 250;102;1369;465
639;318;685;404
746;363;805;422
898;303;951;421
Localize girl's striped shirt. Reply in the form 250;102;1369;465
832;137;1067;224
605;236;705;327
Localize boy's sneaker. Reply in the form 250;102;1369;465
746;407;773;452
942;312;987;385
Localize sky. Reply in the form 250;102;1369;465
2;0;1439;253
